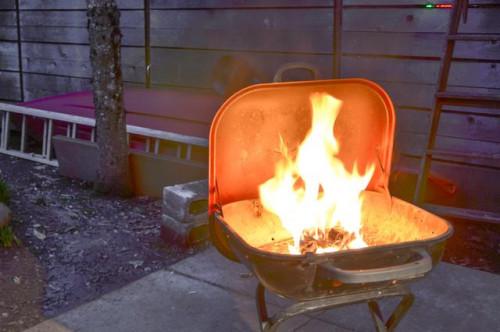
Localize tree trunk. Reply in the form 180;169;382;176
87;0;132;196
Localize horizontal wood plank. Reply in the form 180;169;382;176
342;56;500;88
396;155;500;212
148;0;487;9
0;1;15;10
396;131;500;168
0;71;21;100
0;12;16;26
19;10;144;45
20;43;145;83
20;10;144;27
383;80;500;110
397;108;500;143
0;42;19;70
19;0;142;10
398;108;500;139
149;0;334;9
147;48;500;89
20;26;144;46
150;47;334;87
23;73;90;101
0;27;17;41
16;8;500;59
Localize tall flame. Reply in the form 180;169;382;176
259;93;375;254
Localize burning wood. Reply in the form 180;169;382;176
258;93;374;255
300;228;357;254
252;200;263;217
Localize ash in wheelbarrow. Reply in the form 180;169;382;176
208;79;453;332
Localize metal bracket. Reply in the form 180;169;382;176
367;292;414;332
256;283;414;332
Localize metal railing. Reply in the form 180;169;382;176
0;102;209;167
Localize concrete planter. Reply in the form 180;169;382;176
53;135;207;198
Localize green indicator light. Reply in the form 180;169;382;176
425;3;434;8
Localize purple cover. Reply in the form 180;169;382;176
19;87;224;139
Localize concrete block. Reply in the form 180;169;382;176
162;179;208;223
160;214;208;247
53;136;208;198
130;151;207;198
53;136;98;182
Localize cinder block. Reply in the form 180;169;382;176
160;214;208;247
162;179;208;223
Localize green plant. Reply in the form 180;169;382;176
0;226;19;248
0;180;10;204
0;179;16;247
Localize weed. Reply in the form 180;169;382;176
0;180;10;204
0;225;19;248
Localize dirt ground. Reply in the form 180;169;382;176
443;218;500;274
0;155;498;332
0;155;197;332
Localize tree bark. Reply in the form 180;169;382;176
87;0;132;196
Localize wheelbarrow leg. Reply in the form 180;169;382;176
256;283;273;332
368;291;415;332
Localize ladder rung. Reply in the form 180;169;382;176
423;204;500;224
436;92;500;108
448;34;500;42
426;149;500;160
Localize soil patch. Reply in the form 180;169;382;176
443;218;500;274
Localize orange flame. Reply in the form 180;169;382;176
259;93;375;254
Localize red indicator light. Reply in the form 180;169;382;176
436;4;453;8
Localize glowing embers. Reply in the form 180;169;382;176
258;93;375;255
221;192;449;256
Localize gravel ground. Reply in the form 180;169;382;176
0;154;197;332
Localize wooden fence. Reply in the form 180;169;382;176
0;0;499;210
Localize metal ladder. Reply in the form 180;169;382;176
413;0;500;223
0;102;208;167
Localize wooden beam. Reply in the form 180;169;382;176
333;0;342;78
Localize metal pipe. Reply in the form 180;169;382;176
0;103;209;167
42;119;47;156
0;112;5;149
0;103;209;147
20;115;26;152
176;144;182;159
154;138;159;154
0;112;9;150
186;144;192;160
144;0;152;88
333;0;343;78
3;112;10;150
15;0;24;101
46;119;53;160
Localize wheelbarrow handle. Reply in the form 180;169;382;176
273;62;319;82
319;248;432;284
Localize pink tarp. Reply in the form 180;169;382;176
20;87;224;139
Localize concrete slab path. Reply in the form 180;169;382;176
25;247;500;332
